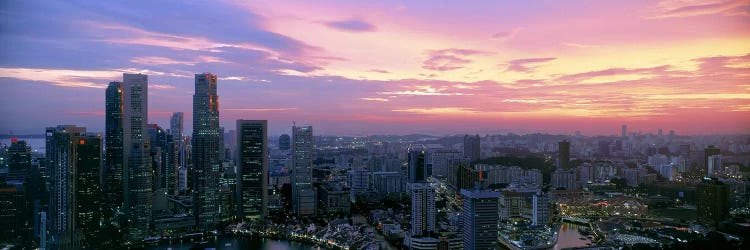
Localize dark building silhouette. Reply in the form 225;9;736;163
409;150;429;183
463;134;481;162
7;139;31;183
558;140;570;169
279;134;291;150
236;120;268;221
192;73;221;230
105;81;124;213
46;125;86;249
74;135;103;244
696;177;729;226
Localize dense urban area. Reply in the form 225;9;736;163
1;73;749;250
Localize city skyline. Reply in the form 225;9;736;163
1;1;750;136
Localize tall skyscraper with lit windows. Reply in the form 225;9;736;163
292;125;316;217
122;73;152;241
236;120;268;220
192;73;221;230
105;81;124;212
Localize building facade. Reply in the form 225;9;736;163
236;120;268;220
192;73;221;230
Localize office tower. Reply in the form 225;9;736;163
658;128;663;137
551;169;576;190
278;134;291;150
7;139;31;183
236;120;268;221
170;112;184;195
46;125;86;249
697;177;729;226
148;124;171;192
532;193;550;226
410;182;436;237
428;150;462;180
462;189;499;250
291;126;316;217
75;134;103;243
105;81;124;213
123;73;152;240
409;150;428;183
193;73;221;230
372;172;404;194
621;125;627;138
557;140;570;170
347;169;369;196
0;186;24;242
708;155;722;177
704;145;720;170
463;134;481;162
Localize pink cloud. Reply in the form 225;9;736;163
505;57;556;72
422;49;491;71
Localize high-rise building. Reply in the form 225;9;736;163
410;182;436;237
46;125;86;249
621;125;627;138
697;177;729;226
461;189;499;250
122;73;152;241
75;134;103;243
552;169;576;190
148;124;168;191
704;145;720;170
463;134;481;162
279;134;291;150
192;73;221;230
409;150;428;183
7;139;31;183
291;126;316;217
428;150;462;181
558;140;570;170
236;120;268;221
105;81;124;212
170;112;184;195
707;155;722;177
0;187;25;242
532;193;550;226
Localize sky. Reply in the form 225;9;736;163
1;0;749;136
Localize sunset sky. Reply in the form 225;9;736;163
1;0;749;136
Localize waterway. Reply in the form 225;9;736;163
145;237;321;250
553;222;593;250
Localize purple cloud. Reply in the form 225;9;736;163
323;19;377;32
505;57;556;72
423;49;490;71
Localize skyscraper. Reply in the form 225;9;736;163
74;134;103;243
461;189;499;250
148;124;169;191
105;81;124;213
192;73;221;230
46;125;86;249
292;125;316;217
707;155;722;177
122;73;152;241
278;134;291;150
410;182;436;237
463;134;481;162
558;140;570;170
7;139;31;183
621;124;627;138
409;150;428;183
697;177;729;226
170;112;184;195
236;120;268;221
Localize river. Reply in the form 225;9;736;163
553;222;593;250
145;237;321;250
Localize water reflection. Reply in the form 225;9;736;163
554;223;592;250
